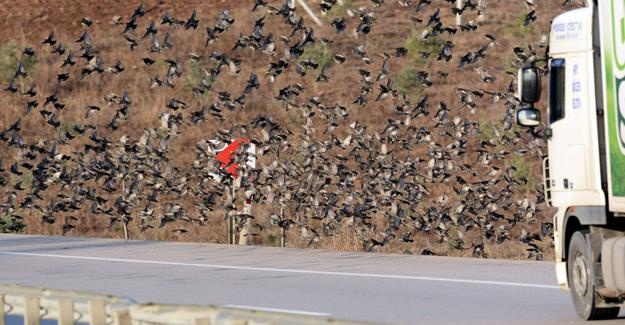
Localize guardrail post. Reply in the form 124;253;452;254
23;296;40;325
57;299;74;325
89;300;106;325
0;293;5;325
193;318;211;325
111;309;131;325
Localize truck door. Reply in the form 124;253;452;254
548;56;590;197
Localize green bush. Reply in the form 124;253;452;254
11;174;33;192
404;31;443;66
0;42;36;83
184;59;213;102
479;120;500;142
301;44;334;69
0;215;26;233
504;55;519;75
511;156;539;193
184;59;202;91
59;120;76;134
264;233;280;247
322;0;353;21
392;66;423;98
504;14;534;38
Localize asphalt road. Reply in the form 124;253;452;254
0;234;623;324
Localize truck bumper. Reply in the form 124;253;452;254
556;261;569;290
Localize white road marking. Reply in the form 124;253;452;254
0;251;559;290
223;304;331;316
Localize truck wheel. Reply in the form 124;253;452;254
568;230;620;320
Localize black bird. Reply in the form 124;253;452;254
162;11;179;25
334;54;346;64
81;17;93;27
10;162;22;176
22;47;35;57
143;20;158;39
131;3;145;20
42;31;56;46
122;16;138;34
76;31;90;46
524;10;537;26
25;100;38;113
123;34;139;51
44;92;58;107
107;60;124;74
57;72;70;84
243;73;260;94
331;17;346;32
4;79;17;93
24;85;36;97
61;51;76;68
51;42;66;56
14;61;27;78
142;57;156;66
184;10;199;29
252;0;268;11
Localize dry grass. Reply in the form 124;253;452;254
0;0;571;259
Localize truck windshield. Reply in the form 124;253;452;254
549;59;566;124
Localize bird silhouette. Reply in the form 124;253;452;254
0;0;553;260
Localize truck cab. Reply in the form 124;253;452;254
516;0;625;320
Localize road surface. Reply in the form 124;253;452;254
0;234;622;324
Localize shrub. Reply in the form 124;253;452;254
511;156;539;193
184;59;213;103
59;120;76;134
11;174;33;192
301;44;334;69
478;120;500;142
0;42;37;83
504;14;534;38
322;0;353;21
184;59;202;91
0;215;26;233
392;66;424;98
404;31;443;66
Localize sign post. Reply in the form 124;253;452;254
213;139;255;245
280;204;286;248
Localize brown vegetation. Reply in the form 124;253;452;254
0;0;576;259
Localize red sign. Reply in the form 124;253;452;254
215;139;251;178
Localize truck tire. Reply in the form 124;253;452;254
568;230;620;320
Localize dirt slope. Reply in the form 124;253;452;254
0;0;574;259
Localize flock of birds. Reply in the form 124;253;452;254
0;0;565;259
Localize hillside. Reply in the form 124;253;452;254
0;0;575;259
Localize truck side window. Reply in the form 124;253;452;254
549;59;566;124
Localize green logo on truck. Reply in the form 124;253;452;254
606;0;625;195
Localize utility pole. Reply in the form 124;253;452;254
477;0;485;23
296;0;323;26
456;0;463;26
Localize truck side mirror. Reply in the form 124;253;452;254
518;67;541;103
516;106;541;127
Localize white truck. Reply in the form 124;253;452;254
516;0;625;320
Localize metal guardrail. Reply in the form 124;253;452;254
1;284;371;325
0;284;132;325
